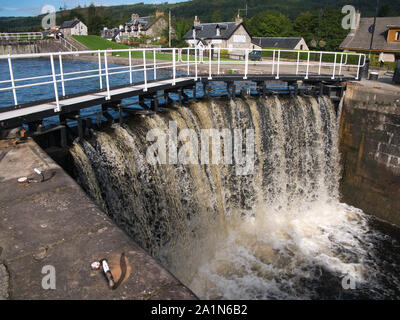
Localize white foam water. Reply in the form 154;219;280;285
70;96;400;299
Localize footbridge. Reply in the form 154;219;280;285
0;47;366;143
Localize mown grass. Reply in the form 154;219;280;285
72;35;177;61
71;36;237;62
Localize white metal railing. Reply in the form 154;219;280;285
57;37;79;52
0;47;366;113
0;32;43;41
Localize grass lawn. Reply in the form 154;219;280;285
71;35;238;63
72;35;179;61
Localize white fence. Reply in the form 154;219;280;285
0;47;366;112
57;37;79;52
0;32;43;41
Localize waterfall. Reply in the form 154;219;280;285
70;95;400;299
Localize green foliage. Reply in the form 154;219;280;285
246;10;294;37
211;11;222;22
138;34;149;44
72;35;129;50
220;49;229;59
293;11;318;45
171;38;188;48
1;0;400;53
369;54;396;71
1;0;400;33
174;18;192;40
248;8;351;51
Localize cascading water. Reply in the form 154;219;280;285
70;96;400;299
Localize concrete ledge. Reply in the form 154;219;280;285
0;138;196;300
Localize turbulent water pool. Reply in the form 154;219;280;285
69;95;400;299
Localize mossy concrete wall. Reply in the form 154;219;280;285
0;40;67;55
339;81;400;226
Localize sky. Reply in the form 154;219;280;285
0;0;188;17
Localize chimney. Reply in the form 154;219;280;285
194;16;200;26
156;10;164;18
235;14;243;25
131;13;139;21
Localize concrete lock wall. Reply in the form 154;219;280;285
0;40;67;55
339;82;400;226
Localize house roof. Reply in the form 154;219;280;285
59;19;81;29
125;16;158;31
182;22;243;40
340;16;400;52
251;37;303;49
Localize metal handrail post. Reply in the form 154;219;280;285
195;47;198;81
98;50;103;89
143;50;148;91
244;49;249;79
339;53;344;76
59;53;65;96
275;50;280;79
356;54;362;80
7;54;18;106
218;48;221;75
129;49;133;84
154;49;157;80
318;52;323;75
272;50;275;75
208;47;212;80
332;53;337;79
104;51;111;100
50;53;60;112
305;51;310;79
173;48;176;86
187;48;190;76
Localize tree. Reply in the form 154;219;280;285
174;18;192;40
211;10;222;22
246;10;294;37
318;8;349;51
378;4;395;17
293;11;318;45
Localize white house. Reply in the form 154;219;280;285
59;19;88;36
182;15;253;56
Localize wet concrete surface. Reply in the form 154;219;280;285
0;138;197;300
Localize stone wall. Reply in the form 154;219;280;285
0;40;68;55
339;82;400;226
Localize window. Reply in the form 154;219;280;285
300;44;304;50
396;31;400;41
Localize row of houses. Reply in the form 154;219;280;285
101;11;169;43
181;15;309;54
99;12;308;53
